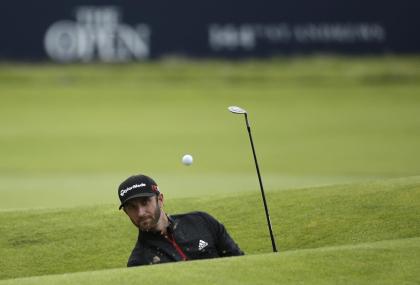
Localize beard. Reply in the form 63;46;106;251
136;201;162;232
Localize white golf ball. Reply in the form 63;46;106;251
182;154;193;166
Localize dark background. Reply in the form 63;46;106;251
1;0;419;60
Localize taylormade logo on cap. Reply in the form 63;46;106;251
120;183;146;197
117;174;160;210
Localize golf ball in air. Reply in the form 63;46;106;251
182;154;193;166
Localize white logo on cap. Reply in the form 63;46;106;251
120;183;146;197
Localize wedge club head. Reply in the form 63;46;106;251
228;106;247;114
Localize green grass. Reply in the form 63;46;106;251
1;237;419;285
0;56;420;283
1;176;419;282
1;56;420;209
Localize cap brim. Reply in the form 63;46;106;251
118;192;157;210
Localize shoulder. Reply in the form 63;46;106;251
171;211;218;223
171;211;223;233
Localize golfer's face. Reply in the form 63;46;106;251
124;196;161;231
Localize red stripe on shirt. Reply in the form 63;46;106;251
166;233;188;261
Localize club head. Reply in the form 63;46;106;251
228;106;247;114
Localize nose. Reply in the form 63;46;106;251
136;205;147;218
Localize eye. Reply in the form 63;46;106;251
140;198;150;206
125;203;136;211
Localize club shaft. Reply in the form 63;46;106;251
244;114;278;252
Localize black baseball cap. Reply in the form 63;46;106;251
118;174;160;210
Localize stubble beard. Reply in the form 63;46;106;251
137;202;161;232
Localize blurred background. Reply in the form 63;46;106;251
1;0;419;210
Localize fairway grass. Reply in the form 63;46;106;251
1;56;420;210
1;176;419;283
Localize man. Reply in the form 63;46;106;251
118;174;244;266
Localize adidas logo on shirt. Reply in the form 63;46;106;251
198;240;208;251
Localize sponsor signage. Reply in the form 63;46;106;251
1;1;419;62
44;6;150;62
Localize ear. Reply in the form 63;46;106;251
157;193;164;207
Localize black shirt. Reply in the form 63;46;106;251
127;211;244;266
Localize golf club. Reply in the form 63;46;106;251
228;106;278;253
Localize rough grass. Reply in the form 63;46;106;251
1;176;419;282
